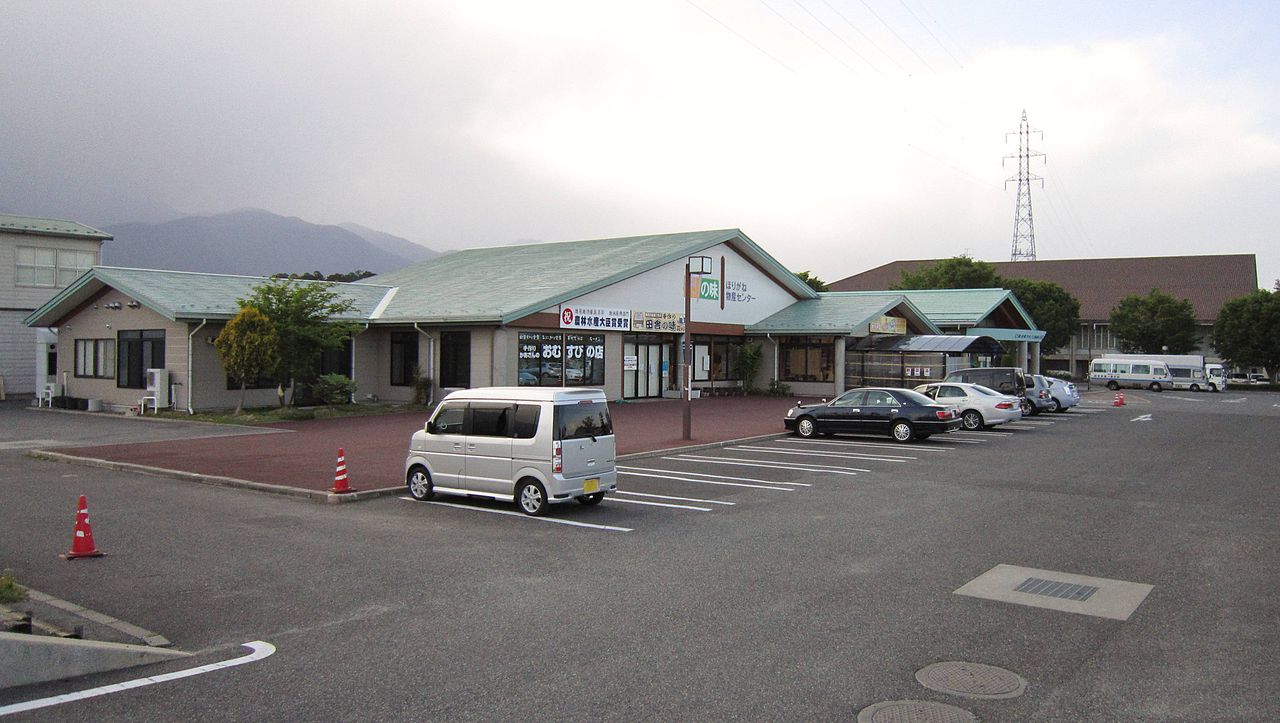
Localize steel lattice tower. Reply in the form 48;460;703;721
1003;109;1045;261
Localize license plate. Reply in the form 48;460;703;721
583;478;599;494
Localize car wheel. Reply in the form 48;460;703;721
1150;382;1163;392
1190;384;1200;392
891;420;914;442
575;492;605;506
516;479;550;516
961;410;983;431
796;416;818;438
1106;381;1119;391
406;465;434;501
1050;398;1062;413
1209;383;1218;392
1019;398;1033;416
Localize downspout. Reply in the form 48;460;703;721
187;319;207;414
414;323;434;406
765;333;778;388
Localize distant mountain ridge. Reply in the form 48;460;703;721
103;209;439;276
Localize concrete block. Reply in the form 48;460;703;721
0;632;190;689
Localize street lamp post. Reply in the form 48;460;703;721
683;255;712;440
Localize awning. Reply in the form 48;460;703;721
851;334;1005;356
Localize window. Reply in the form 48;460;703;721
440;331;471;388
512;404;541;439
117;330;165;389
320;339;353;378
563;333;605;386
74;339;114;378
430;403;465;434
938;385;965;399
864;390;897;406
469;404;512;437
1133;364;1150;375
780;336;835;382
390;332;417;386
15;246;96;287
555;402;613;440
831;390;864;407
693;338;743;381
517;332;605;386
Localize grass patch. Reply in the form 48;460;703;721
0;570;26;604
155;403;432;427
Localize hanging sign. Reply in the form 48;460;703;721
869;315;907;334
559;305;631;331
632;311;685;333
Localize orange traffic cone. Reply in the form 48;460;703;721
330;448;355;494
61;495;105;560
1118;391;1126;405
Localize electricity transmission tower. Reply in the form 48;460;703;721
1003;110;1045;261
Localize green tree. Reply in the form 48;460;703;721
1002;278;1081;354
892;256;1001;290
1109;288;1199;354
794;271;829;292
241;278;358;406
1214;289;1280;382
213;306;279;415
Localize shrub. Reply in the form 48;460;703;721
1043;370;1074;381
767;379;792;396
278;408;316;421
311;374;356;405
0;570;26;604
732;343;764;394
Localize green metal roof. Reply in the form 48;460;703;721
24;267;395;326
837;288;1038;329
0;214;112;240
746;292;941;335
372;228;817;323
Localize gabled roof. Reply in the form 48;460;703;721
746;292;941;335
840;288;1038;330
371;228;817;323
24;267;395;326
0;213;112;240
829;254;1258;321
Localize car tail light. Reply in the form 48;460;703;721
553;440;562;473
1039;391;1050;399
935;410;952;420
996;401;1013;409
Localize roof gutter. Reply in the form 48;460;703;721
186;319;207;414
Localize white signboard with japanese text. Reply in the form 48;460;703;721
559;305;632;331
631;311;685;333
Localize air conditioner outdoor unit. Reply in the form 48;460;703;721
146;368;170;409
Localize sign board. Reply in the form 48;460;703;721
623;355;638;371
559;305;631;331
688;275;720;301
869;315;907;335
631;311;685;333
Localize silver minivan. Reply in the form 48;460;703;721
404;387;617;515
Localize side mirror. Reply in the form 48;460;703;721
425;420;436;435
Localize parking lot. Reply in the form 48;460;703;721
2;390;1277;721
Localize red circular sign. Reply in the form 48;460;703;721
561;308;574;325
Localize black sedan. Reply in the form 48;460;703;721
783;387;961;442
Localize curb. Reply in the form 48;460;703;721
19;588;173;648
618;431;789;461
26;450;402;504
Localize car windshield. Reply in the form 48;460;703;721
969;384;1002;396
893;388;939;406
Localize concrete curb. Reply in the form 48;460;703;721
19;589;172;648
617;431;789;461
25;405;291;433
0;631;191;690
27;450;403;504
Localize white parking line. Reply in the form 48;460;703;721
614;490;735;505
732;445;915;463
671;454;866;476
608;497;712;511
619;466;810;487
1014;419;1056;426
0;641;275;716
617;470;795;491
952;430;1013;437
779;438;952;453
399;498;632;532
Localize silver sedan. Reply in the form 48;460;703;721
914;382;1023;431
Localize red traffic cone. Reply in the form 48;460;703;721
1112;392;1122;407
1118;391;1126;406
61;495;105;560
330;448;355;494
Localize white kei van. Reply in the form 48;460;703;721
404;387;617;515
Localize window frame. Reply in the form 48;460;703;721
779;336;835;383
74;338;115;379
389;332;418;387
116;329;166;389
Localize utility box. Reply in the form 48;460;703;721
146;369;170;409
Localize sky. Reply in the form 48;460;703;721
4;1;1278;288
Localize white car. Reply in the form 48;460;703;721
914;382;1023;431
1045;377;1080;412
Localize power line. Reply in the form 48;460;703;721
819;0;911;76
685;0;797;74
792;0;887;79
854;0;937;76
756;0;862;76
910;0;970;67
896;0;964;68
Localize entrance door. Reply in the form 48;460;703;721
624;341;670;399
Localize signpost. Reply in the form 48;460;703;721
684;255;712;440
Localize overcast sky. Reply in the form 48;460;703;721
4;1;1278;288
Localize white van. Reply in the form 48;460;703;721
1088;359;1172;391
404;387;617;515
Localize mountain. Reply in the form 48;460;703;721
102;209;439;276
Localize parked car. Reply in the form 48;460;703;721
405;387;616;515
943;367;1031;415
1044;377;1080;412
784;387;961;442
913;382;1022;431
1023;374;1056;415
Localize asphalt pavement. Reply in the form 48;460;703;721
1;390;1277;721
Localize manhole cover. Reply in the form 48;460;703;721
856;700;976;723
915;661;1027;699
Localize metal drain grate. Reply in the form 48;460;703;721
1014;576;1099;601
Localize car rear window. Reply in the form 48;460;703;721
555;401;613;440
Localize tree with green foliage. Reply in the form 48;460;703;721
1214;289;1280;382
892;256;1001;290
1109;288;1199;354
1002;278;1081;354
273;270;376;283
213;306;280;415
794;271;829;292
240;278;358;406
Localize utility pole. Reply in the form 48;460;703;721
1004;109;1045;262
